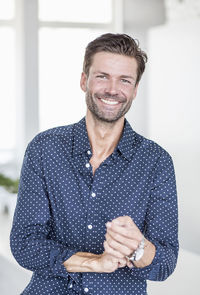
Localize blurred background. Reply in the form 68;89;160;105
0;0;200;294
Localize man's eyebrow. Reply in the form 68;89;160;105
93;72;135;80
93;71;109;75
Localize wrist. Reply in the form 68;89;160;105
126;235;145;263
133;239;156;268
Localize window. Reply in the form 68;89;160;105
0;0;14;19
39;28;105;131
38;0;116;131
0;0;122;164
0;0;16;163
39;0;112;23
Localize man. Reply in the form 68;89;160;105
10;33;178;295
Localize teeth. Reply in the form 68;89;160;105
101;98;119;105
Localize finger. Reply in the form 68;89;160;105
103;251;118;263
126;260;134;269
118;259;127;268
106;222;142;242
105;231;139;251
112;216;134;227
105;234;133;257
103;240;125;259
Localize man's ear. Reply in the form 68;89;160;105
80;72;87;92
133;83;139;100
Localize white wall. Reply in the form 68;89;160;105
148;19;200;254
123;0;165;136
125;31;149;137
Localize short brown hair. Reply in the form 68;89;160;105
83;33;147;85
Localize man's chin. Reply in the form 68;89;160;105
92;112;123;124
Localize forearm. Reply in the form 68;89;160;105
64;251;125;273
63;252;100;272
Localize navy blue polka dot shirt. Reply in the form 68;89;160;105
10;117;179;295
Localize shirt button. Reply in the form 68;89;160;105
85;163;90;168
88;225;93;230
87;150;91;155
91;192;96;197
84;287;89;293
69;284;73;288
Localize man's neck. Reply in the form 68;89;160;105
85;110;124;160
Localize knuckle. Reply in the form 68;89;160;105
103;241;108;249
105;244;112;254
110;231;116;238
123;228;131;237
119;236;125;245
131;242;138;251
136;241;140;248
139;235;143;243
112;266;118;272
118;258;125;264
106;235;112;244
105;233;109;240
117;251;124;258
125;248;133;256
125;216;132;222
105;247;111;254
114;233;120;241
109;239;115;248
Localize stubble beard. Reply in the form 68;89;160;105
85;90;133;124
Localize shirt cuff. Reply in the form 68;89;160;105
50;247;81;284
130;241;162;280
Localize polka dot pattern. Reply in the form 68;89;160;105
10;117;179;294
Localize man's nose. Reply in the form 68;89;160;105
105;79;119;96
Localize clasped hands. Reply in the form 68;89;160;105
64;215;154;274
100;216;144;272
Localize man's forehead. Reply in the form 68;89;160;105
89;51;138;75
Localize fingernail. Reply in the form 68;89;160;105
106;222;111;228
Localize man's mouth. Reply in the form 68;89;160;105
100;98;119;105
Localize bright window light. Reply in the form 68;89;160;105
0;27;16;150
0;0;14;20
39;28;105;131
39;0;112;23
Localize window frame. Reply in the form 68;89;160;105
1;0;123;167
0;2;16;165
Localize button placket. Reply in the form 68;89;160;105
91;192;96;198
85;163;90;168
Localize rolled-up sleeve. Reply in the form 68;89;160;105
131;150;179;281
10;135;80;284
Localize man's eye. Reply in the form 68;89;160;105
121;79;131;84
96;75;107;79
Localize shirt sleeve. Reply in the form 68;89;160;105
131;149;179;281
10;135;81;285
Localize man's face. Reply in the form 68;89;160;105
80;52;138;123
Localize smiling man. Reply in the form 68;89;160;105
10;33;179;295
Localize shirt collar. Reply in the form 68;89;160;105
73;117;137;160
117;119;137;161
73;117;91;156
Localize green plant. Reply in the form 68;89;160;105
0;173;19;194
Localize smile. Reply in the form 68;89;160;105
100;98;120;105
